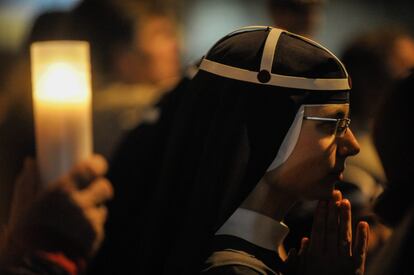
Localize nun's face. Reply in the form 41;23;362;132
265;104;360;200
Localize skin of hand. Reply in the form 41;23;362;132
0;155;113;265
286;190;369;275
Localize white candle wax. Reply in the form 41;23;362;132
31;41;92;185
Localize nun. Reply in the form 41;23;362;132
105;26;369;274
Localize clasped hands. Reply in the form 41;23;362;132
286;190;369;275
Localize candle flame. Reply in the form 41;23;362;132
35;62;89;103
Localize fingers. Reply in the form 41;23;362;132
85;206;108;232
339;199;352;256
69;176;113;255
326;190;342;253
353;221;369;275
74;178;114;207
309;200;328;254
309;190;342;255
332;189;342;201
299;237;310;256
80;154;108;177
68;155;108;189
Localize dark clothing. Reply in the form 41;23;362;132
202;235;285;275
370;72;414;275
88;78;190;275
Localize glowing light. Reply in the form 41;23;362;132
36;62;89;102
30;41;93;185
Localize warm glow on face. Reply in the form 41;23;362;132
36;62;89;102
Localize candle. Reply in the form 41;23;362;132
31;41;92;185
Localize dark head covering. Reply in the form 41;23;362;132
373;70;414;227
105;26;350;274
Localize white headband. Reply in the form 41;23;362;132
199;27;350;91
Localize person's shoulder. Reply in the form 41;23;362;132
202;249;279;275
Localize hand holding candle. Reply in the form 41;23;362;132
31;41;92;186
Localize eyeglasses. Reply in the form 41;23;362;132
303;116;351;137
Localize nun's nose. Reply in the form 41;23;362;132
338;128;360;157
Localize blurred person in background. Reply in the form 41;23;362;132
341;31;414;268
0;0;182;219
68;0;181;158
368;70;414;275
2;0;182;162
2;3;181;271
341;28;414;201
266;0;325;37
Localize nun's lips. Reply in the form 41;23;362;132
332;162;346;174
335;172;344;180
330;167;345;181
332;168;344;174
